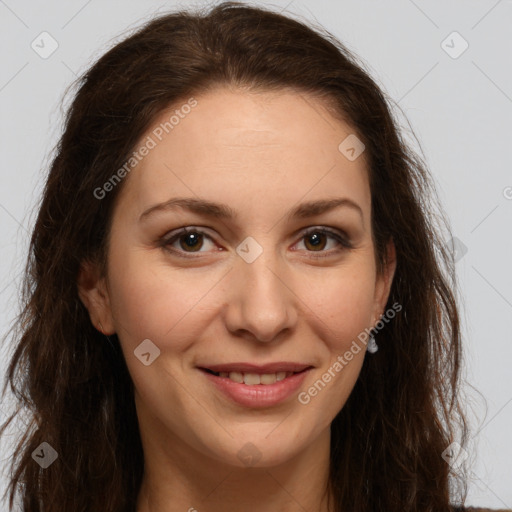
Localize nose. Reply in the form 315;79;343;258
222;246;298;344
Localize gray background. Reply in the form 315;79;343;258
0;0;511;509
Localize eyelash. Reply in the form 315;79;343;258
159;226;353;260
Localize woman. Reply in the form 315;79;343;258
0;2;506;511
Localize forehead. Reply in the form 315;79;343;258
118;87;371;225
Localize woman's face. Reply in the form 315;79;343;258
79;86;395;468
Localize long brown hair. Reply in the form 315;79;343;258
1;2;470;510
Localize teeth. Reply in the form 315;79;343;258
243;373;260;385
216;370;296;385
228;371;243;383
260;373;276;384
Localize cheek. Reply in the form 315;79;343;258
107;247;220;352
106;252;216;409
298;265;376;351
294;270;375;418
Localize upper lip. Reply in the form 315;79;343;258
199;362;313;373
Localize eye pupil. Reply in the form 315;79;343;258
305;232;326;251
181;232;202;251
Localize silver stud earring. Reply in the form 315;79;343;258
367;333;378;354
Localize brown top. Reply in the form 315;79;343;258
460;508;512;511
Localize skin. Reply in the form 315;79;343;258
78;85;396;512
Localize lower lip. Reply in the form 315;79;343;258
200;368;311;408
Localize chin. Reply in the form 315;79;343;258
201;425;312;469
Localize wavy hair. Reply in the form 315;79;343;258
1;2;470;510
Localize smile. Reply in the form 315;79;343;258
198;364;313;408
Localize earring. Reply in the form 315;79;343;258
367;333;378;354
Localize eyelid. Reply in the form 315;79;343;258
299;226;351;245
159;225;352;258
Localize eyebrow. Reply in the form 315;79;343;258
139;197;363;222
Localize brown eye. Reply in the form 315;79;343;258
161;227;217;257
177;231;204;252
303;231;328;251
160;226;351;260
295;227;352;257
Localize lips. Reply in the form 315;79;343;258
198;362;313;407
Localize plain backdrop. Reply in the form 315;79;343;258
0;0;511;509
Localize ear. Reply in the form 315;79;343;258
372;238;397;324
77;259;116;335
